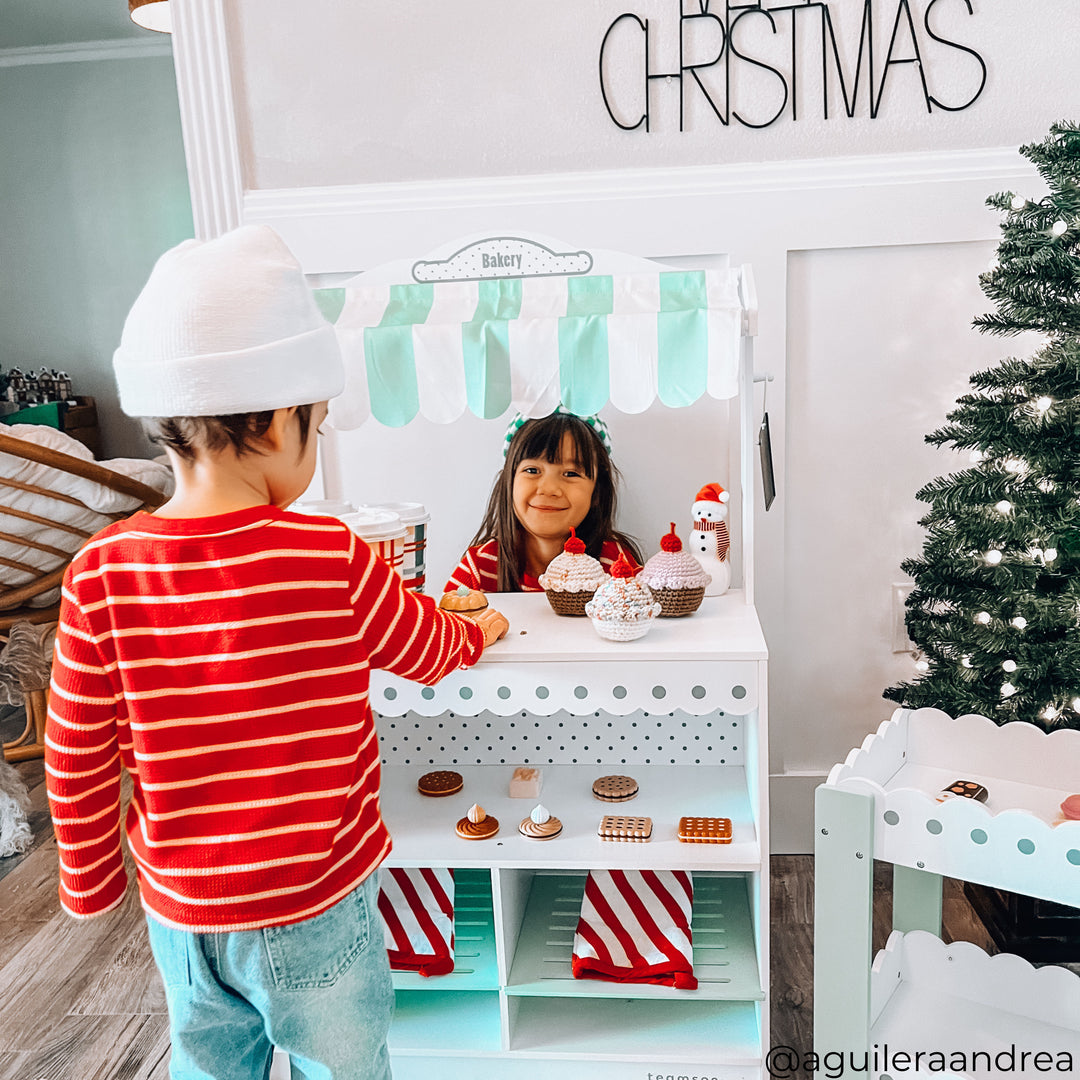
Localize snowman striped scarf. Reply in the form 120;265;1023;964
694;517;730;561
572;869;697;989
378;867;455;977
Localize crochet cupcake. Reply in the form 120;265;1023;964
640;524;711;617
538;528;606;616
584;553;661;641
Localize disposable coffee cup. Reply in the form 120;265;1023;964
363;502;429;592
339;509;406;578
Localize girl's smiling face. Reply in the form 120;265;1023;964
512;432;596;542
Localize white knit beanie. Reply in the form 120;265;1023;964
113;225;344;417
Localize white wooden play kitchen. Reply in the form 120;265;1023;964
306;238;771;1078
815;708;1080;1079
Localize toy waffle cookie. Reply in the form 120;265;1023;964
936;779;988;803
678;816;732;844
592;774;639;802
456;804;499;840
417;770;464;798
598;814;652;842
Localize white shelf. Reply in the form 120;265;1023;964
506;871;764;1001
380;764;760;871
824;708;1080;905
869;932;1080;1078
450;591;767;664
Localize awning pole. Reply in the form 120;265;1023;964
319;428;345;501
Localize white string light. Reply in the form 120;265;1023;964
1001;682;1017;697
1052;220;1068;237
994;500;1012;514
1042;704;1060;721
985;549;1003;565
1002;659;1017;672
1012;616;1027;629
1035;395;1053;412
1045;547;1058;562
961;656;973;668
975;611;992;625
1011;195;1026;210
1072;696;1080;713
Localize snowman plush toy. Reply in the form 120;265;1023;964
689;482;731;597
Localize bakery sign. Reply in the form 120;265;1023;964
599;0;987;131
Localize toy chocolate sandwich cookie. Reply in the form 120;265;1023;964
417;769;464;798
592;774;638;802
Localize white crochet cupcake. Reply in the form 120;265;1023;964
640;523;711;617
539;528;606;616
585;553;661;641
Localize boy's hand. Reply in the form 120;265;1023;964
471;607;509;648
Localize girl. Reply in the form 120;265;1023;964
447;410;641;592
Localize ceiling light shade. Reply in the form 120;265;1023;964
129;0;172;33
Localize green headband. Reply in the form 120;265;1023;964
503;408;612;459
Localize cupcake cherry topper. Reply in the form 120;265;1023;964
689;483;731;597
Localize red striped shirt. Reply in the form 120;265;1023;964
446;538;635;593
46;505;483;931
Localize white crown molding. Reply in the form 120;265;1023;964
0;38;172;67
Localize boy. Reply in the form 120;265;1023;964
45;226;507;1079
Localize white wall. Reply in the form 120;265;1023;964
150;0;1080;850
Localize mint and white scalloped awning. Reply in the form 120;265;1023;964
328;269;743;430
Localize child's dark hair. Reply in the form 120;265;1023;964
142;405;315;464
471;412;641;591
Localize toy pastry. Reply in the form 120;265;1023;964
439;585;490;616
538;527;606;616
509;766;542;798
584;554;661;641
518;804;562;839
640;524;711;617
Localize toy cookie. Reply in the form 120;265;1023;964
678;816;732;844
456;804;499;840
518;804;562;840
936;779;988;803
418;770;464;798
592;774;638;802
598;814;652;842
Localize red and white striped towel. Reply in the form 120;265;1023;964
378;868;455;977
572;869;697;990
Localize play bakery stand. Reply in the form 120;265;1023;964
323;238;770;1079
814;708;1080;1079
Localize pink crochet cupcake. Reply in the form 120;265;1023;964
640;524;711;617
539;528;606;616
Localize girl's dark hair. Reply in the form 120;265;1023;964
471;412;641;591
142;404;315;464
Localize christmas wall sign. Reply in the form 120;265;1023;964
600;0;987;132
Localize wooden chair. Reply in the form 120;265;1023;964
0;429;167;762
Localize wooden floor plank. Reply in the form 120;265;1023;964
18;1013;166;1080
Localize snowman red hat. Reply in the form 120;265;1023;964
694;483;730;509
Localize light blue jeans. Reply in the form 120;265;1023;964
145;873;394;1080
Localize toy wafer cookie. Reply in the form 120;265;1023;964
678;816;732;844
418;770;463;797
598;814;652;842
592;774;638;802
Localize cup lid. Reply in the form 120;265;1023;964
338;508;407;540
363;501;429;526
291;499;357;516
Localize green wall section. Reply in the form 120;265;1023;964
1;54;193;458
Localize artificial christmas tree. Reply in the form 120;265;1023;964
885;120;1080;732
